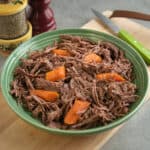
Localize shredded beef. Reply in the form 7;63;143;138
10;35;138;129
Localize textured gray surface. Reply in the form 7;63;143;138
0;0;150;150
51;0;150;29
51;0;150;150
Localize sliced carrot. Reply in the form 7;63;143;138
45;66;66;81
52;49;71;56
30;90;59;102
64;99;90;125
45;70;57;82
96;72;125;82
84;53;102;63
55;66;66;80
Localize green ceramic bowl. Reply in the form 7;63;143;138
1;29;149;135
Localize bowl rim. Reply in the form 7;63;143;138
1;28;149;135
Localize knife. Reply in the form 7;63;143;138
92;8;150;64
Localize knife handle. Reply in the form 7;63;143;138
118;29;150;64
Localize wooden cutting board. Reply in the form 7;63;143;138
0;11;150;150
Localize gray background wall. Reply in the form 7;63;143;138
51;0;150;150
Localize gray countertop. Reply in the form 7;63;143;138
51;0;150;150
0;0;150;150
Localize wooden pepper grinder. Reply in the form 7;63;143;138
29;0;56;36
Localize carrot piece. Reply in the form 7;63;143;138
84;53;102;63
52;49;71;56
45;66;66;81
46;70;57;81
64;99;90;125
96;72;125;82
30;90;59;102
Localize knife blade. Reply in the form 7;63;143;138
92;8;150;64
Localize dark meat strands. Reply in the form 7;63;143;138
10;35;138;129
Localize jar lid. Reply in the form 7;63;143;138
0;0;27;16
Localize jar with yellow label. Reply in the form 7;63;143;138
0;0;32;56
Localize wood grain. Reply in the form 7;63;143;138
0;11;150;150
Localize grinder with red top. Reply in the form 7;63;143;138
28;0;56;36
